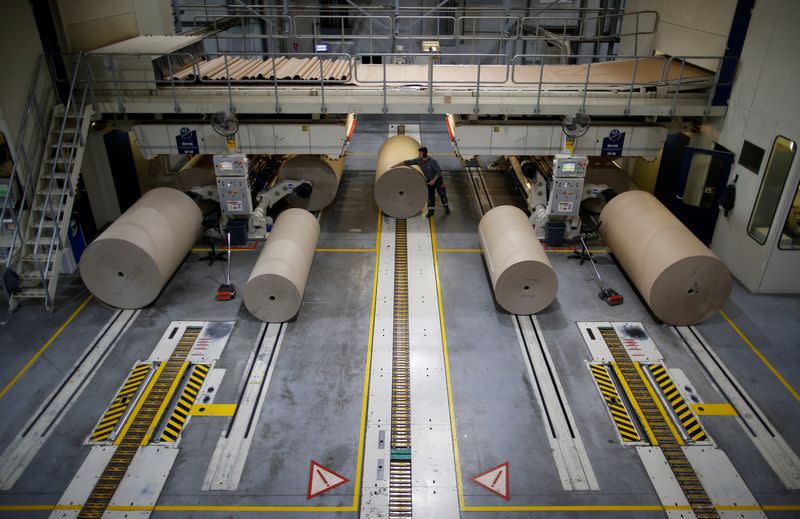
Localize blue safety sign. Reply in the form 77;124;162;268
176;127;200;154
601;129;625;157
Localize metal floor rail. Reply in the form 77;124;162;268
599;327;719;519
389;218;412;517
76;327;201;518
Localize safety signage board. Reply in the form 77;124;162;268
601;128;625;156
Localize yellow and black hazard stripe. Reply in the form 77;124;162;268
590;363;641;443
159;364;210;442
647;364;707;442
90;363;151;442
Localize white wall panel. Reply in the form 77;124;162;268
712;0;800;293
244;125;276;154
489;126;527;155
308;124;346;155
274;124;311;153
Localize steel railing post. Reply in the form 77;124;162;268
271;54;281;113
670;59;686;116
428;58;434;113
382;58;388;113
319;57;327;113
168;54;181;113
223;54;235;113
581;59;592;113
704;57;724;116
474;60;481;114
626;56;640;115
536;57;544;114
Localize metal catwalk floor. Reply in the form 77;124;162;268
0;117;799;518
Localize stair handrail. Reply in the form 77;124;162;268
43;57;94;289
32;53;90;306
0;55;47;274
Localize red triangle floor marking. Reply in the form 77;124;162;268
470;461;510;501
306;460;349;499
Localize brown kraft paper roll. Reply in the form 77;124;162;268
479;205;558;314
244;208;320;322
374;135;427;218
599;190;732;325
79;187;202;309
277;155;346;211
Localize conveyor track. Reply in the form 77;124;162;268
389;218;412;518
599;327;718;519
77;327;201;518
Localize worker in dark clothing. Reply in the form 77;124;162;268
394;146;450;217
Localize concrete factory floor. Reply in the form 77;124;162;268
0;117;799;518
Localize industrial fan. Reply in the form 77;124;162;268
561;112;591;139
561;112;591;155
211;111;240;152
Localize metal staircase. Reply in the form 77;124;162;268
0;54;94;310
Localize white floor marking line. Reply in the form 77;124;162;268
49;446;116;519
360;215;394;518
202;322;285;491
407;215;459;517
0;309;139;490
636;446;692;519
105;445;180;519
684;446;765;518
515;315;599;491
676;326;800;489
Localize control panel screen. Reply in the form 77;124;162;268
562;162;576;172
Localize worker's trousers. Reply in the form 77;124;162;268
427;178;449;211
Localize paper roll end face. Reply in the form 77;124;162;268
278;156;342;211
650;256;732;325
374;167;427;218
79;238;161;309
243;274;302;322
495;261;558;314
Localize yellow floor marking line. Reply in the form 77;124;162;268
463;505;686;512
91;363;151;442
351;209;383;510
155;505;357;512
159;364;210;442
647;364;706;442
191;403;236;416
430;218;467;509
0;294;93;400
3;503;800;513
545;248;609;253
719;310;800;403
611;362;658;446
691;403;737;416
589;364;641;443
315;248;377;252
